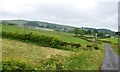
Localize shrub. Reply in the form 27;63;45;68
2;31;61;48
2;59;34;71
87;45;92;48
38;55;65;70
2;31;81;50
94;45;99;50
80;37;92;42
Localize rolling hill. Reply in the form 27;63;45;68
0;19;115;36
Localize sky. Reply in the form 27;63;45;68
0;0;119;31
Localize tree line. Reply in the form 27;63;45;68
73;28;111;38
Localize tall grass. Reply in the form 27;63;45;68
2;59;35;71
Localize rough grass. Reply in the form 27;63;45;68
1;25;106;70
98;37;118;44
98;37;119;56
2;38;105;70
2;38;71;63
111;44;120;56
2;59;35;71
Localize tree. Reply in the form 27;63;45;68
74;28;79;36
94;29;98;33
87;30;91;35
115;32;119;36
64;28;67;30
24;21;39;27
79;30;85;37
98;32;104;38
84;30;87;34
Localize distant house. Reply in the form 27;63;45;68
105;34;110;37
111;36;114;38
38;25;44;28
115;32;120;37
116;35;119;37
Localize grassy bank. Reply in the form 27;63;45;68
1;24;106;70
2;38;105;70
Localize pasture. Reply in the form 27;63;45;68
2;38;105;70
1;24;106;70
2;25;88;47
99;37;118;44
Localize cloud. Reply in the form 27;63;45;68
0;0;118;31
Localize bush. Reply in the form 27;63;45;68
38;55;65;70
2;31;61;48
94;45;99;50
80;37;92;42
2;59;34;71
87;45;92;48
2;31;81;50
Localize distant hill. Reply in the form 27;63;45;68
1;20;75;33
1;20;28;25
0;19;115;36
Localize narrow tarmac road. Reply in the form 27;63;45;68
101;44;120;71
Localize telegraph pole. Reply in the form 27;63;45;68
24;25;26;34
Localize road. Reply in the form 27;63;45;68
101;44;120;71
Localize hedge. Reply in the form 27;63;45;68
2;31;81;50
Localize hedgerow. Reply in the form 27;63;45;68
2;59;35;71
2;31;81;50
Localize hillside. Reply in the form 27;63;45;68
0;19;115;36
1;24;106;70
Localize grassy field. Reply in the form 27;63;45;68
2;38;105;70
2;38;71;65
1;24;106;70
99;37;118;44
2;25;88;47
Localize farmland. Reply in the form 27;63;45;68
2;25;88;47
2;38;105;70
1;24;106;70
99;37;118;44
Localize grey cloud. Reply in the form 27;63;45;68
0;1;118;31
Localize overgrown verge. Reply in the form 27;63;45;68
97;39;111;43
111;44;120;56
2;48;105;70
2;59;35;71
98;38;120;56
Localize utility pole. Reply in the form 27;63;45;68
24;25;26;34
96;33;97;39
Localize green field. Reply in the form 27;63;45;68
2;38;71;65
1;24;106;70
2;25;88;47
99;37;118;44
2;38;105;70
